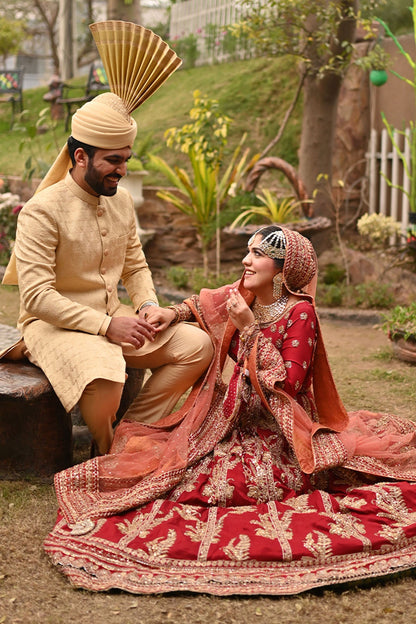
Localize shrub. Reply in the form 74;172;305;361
166;266;190;290
357;212;401;248
189;268;240;292
322;263;346;285
352;281;395;309
0;185;23;265
382;301;416;340
316;283;345;307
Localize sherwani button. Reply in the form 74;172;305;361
101;229;107;236
101;268;106;274
97;210;103;217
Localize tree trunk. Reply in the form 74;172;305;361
298;0;358;219
298;71;343;218
58;0;74;80
107;0;142;23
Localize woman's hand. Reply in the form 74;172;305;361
138;305;176;332
226;288;255;331
106;316;156;348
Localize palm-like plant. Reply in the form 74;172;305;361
148;91;260;276
229;190;305;228
150;140;252;276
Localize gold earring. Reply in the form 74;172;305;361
272;273;283;300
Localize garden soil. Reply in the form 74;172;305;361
1;317;416;624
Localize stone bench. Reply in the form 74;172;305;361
0;361;144;479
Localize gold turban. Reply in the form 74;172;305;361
71;92;137;149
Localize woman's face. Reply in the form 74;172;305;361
242;234;280;298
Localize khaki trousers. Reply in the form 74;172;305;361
79;323;213;454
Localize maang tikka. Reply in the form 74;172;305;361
272;273;284;300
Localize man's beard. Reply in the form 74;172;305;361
84;160;120;196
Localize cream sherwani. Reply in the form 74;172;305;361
14;172;178;412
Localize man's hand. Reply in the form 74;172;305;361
105;316;156;348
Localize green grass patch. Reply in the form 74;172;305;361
0;57;301;185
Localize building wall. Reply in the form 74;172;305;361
372;34;416;132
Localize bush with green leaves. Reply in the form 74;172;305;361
14;107;61;180
317;283;345;307
353;281;395;310
169;33;199;69
230;191;305;228
322;263;346;285
166;266;189;290
165;266;240;293
382;301;416;340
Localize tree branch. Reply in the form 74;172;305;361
258;69;307;160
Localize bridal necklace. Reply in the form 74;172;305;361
252;294;289;324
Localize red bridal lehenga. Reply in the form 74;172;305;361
44;284;416;596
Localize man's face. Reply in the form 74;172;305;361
83;147;132;196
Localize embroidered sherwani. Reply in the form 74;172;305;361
14;172;175;412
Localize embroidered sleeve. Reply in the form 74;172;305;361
237;322;286;388
237;321;261;358
252;302;317;399
279;303;316;396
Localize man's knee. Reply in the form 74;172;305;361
199;330;214;363
174;324;213;364
80;378;124;418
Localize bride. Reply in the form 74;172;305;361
45;225;416;595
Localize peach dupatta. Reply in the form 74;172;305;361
54;275;354;525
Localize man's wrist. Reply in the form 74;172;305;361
137;301;158;314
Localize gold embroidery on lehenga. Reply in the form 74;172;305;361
375;486;416;543
328;513;368;542
250;504;294;561
116;500;171;545
168;456;212;502
147;528;177;559
201;448;238;506
223;534;251;561
303;531;333;562
197;507;219;561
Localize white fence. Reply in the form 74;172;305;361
170;0;253;65
367;127;413;237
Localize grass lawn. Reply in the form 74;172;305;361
0;56;302;186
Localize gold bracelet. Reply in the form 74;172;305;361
239;320;259;343
166;305;180;325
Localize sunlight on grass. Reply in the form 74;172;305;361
371;347;395;361
370;368;408;383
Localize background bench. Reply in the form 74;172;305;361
0;69;23;128
57;61;110;131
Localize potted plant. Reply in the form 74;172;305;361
229;190;305;228
356;43;391;86
382;302;416;364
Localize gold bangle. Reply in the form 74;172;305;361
239;320;259;343
166;305;180;325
